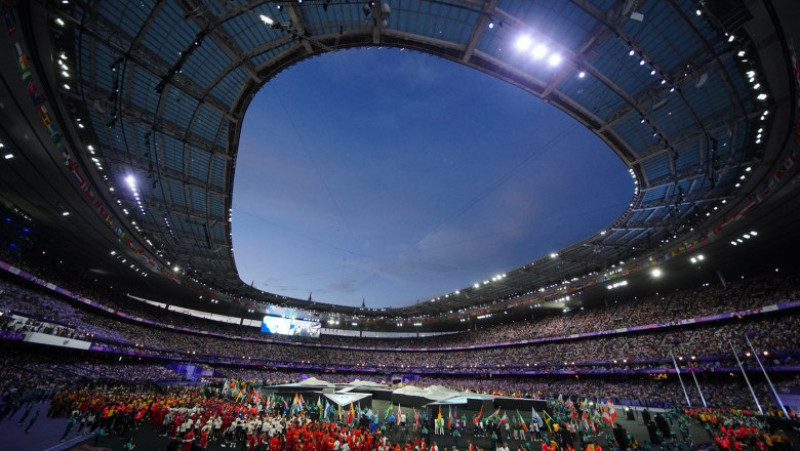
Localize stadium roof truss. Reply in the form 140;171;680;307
38;0;773;315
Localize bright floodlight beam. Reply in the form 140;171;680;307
651;268;662;278
259;14;274;26
125;175;136;189
548;53;562;66
515;35;532;51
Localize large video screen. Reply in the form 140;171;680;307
260;316;321;338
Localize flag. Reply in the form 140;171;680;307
473;405;483;425
543;410;553;433
338;403;342;421
581;411;591;432
500;412;508;424
448;405;452;429
437;406;442;422
601;400;617;425
531;408;543;427
516;410;529;432
348;402;355;425
397;404;402;425
414;408;420;426
384;403;394;420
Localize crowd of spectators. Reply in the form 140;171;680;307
2;272;800;376
1;256;800;415
3;256;799;352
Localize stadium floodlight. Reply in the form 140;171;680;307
515;35;532;51
259;14;274;26
547;53;562;66
532;44;548;59
651;268;662;278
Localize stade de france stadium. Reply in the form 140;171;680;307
2;0;800;449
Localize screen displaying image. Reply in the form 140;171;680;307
260;316;321;337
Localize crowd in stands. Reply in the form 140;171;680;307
2;337;796;414
0;255;799;416
1;273;799;379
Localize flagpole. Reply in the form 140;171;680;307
745;334;788;417
687;360;707;408
730;341;763;414
670;353;692;407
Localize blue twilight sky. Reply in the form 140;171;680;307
232;47;633;309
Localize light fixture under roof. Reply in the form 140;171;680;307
259;14;274;26
515;35;532;51
532;44;548;59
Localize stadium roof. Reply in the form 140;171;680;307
1;0;799;328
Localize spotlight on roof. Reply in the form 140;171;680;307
547;53;562;66
515;35;532;51
259;14;274;26
532;44;548;59
651;268;662;278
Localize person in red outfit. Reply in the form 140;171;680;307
183;429;195;451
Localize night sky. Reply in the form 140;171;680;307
232;47;633;309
